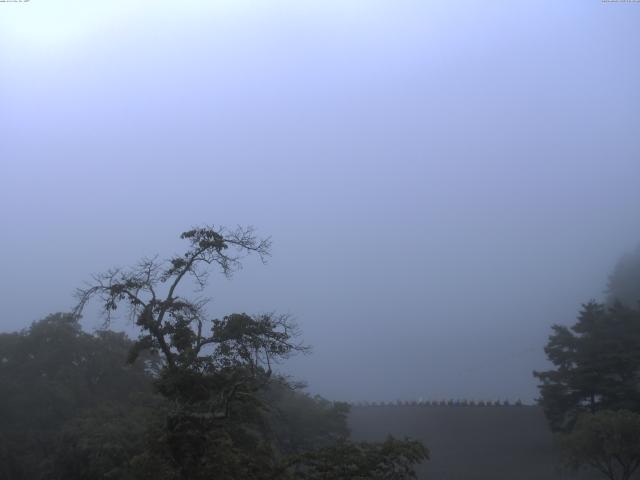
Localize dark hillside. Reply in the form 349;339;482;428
349;405;600;480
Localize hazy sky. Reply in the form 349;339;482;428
1;0;639;403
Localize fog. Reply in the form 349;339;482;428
1;0;639;405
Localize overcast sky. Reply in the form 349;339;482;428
1;0;639;403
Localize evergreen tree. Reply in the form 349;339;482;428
607;245;640;308
534;301;640;432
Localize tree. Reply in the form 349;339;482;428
293;436;429;480
74;225;275;370
607;245;640;308
74;225;306;478
73;225;428;479
49;403;159;480
559;410;640;480
533;301;640;432
0;312;424;480
0;313;160;480
262;383;351;456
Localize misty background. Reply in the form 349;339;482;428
1;0;639;404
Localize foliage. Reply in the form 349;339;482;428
48;402;159;480
0;313;160;480
0;309;427;480
533;301;640;432
607;245;640;308
263;382;351;455
71;225;428;480
559;410;640;480
293;436;429;480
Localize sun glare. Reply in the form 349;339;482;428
0;1;127;52
0;0;254;54
0;0;411;55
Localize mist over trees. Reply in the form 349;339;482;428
3;230;640;479
607;245;640;308
534;302;640;432
534;246;640;479
560;410;640;480
0;226;427;480
0;313;159;479
1;1;638;478
2;228;640;479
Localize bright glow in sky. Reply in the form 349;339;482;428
0;0;283;54
1;1;128;49
0;0;404;51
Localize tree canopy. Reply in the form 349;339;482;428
559;410;640;480
0;313;159;479
0;225;428;479
68;224;428;480
536;253;640;480
607;245;640;308
534;301;640;432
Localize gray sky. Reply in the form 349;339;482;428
1;0;639;403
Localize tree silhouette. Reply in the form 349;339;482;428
73;225;427;479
